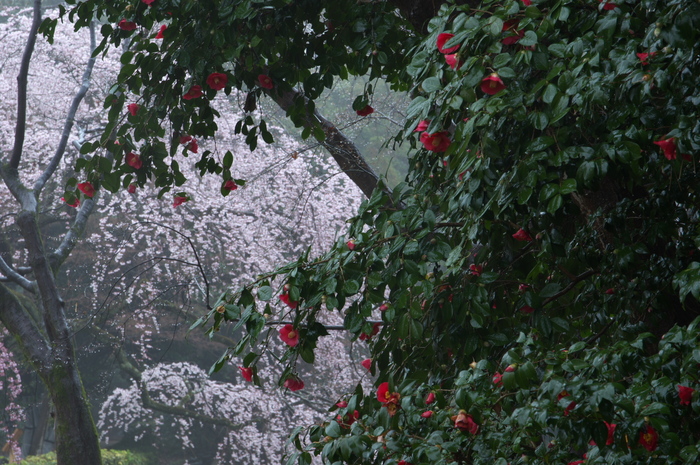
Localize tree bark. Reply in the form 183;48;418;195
44;363;102;465
265;87;385;200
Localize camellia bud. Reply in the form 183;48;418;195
216;305;225;314
654;27;661;37
469;361;478;369
426;272;435;280
284;283;291;292
642;74;652;81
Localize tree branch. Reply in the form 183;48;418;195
10;0;43;170
50;197;96;270
265;87;386;200
34;21;97;195
0;255;37;293
542;270;598;307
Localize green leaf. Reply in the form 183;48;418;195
547;194;563;214
641;402;671;416
560;178;577;195
258;286;273;301
542;84;557;104
540;283;562;299
518;30;538;46
422;77;442;93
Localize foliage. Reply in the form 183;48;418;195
52;0;700;464
18;449;151;465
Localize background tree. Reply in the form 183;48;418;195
2;4;380;464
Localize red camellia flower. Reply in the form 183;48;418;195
179;135;193;145
337;410;360;428
564;400;577;416
512;228;533;241
425;392;436;404
142;0;156;5
239;366;253;382
347;239;356;250
636;52;656;65
127;184;137;194
155;25;167;39
469;264;483;277
356;105;374;117
639;424;658;452
453;411;479;434
127;103;140;116
481;73;506;95
397;461;413;465
173;195;188;207
125;152;143;170
605;288;615;294
361;359;372;370
62;197;80;208
654;137;677;160
223;180;238;191
414;120;430;132
519;305;535;314
77;182;95;198
505;365;516;372
185;139;198;153
420;131;451;152
444;54;463;70
599;0;617;10
258;74;274;89
678;385;695;406
605;421;617;445
492;372;503;386
283;376;305;391
206;72;228;91
521;0;532;5
359;322;382;341
279;324;300;347
279;294;298;309
183;85;203;100
501;20;525;45
437;33;460;54
376;382;401;415
335;401;348;408
421;410;433;418
379;303;390;312
118;19;137;31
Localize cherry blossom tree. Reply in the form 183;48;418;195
2;4;373;463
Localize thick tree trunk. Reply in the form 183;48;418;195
45;362;102;465
265;87;384;200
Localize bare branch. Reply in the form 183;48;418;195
0;255;37;293
34;21;97;194
9;0;43;170
265;87;386;200
51;196;96;270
